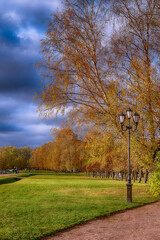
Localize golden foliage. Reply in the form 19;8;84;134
35;0;160;168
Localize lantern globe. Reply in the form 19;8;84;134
119;112;125;125
133;112;140;124
126;107;132;119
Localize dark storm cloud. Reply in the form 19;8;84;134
0;15;20;46
0;131;52;148
0;123;23;132
0;0;63;147
0;93;66;147
0;0;61;96
20;6;51;30
0;0;61;32
0;58;41;94
0;27;20;46
0;14;42;95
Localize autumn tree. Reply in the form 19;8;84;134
111;0;160;165
36;0;122;131
14;147;32;169
0;147;8;170
84;130;121;172
0;146;32;170
52;127;83;172
29;147;39;169
29;128;84;172
36;0;159;170
29;143;53;170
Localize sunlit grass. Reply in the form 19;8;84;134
0;173;159;240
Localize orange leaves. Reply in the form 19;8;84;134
30;128;84;172
35;0;117;125
34;0;159;169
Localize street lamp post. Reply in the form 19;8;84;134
119;108;140;203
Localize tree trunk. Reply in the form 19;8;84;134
132;170;135;183
144;169;149;183
121;171;124;181
125;172;128;181
115;172;118;180
139;168;142;183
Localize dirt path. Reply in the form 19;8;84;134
43;202;160;240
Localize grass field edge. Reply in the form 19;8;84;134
40;199;160;240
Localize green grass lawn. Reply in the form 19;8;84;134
0;173;159;240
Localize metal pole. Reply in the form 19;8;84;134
127;118;132;202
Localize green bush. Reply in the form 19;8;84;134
150;151;160;196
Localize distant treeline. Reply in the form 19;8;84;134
0;146;32;170
30;128;84;172
29;127;159;174
0;127;159;175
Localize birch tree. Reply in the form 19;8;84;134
111;0;160;163
36;0;122;130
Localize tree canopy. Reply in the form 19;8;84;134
36;0;160;167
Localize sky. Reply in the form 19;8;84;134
0;0;64;148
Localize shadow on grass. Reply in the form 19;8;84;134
18;173;36;178
0;174;36;185
0;177;21;185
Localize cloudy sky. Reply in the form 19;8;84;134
0;0;64;148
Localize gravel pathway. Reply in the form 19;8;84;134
43;202;160;240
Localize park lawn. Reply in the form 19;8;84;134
0;174;159;240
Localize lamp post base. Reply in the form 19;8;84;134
126;183;132;203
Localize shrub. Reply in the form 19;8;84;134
150;151;160;196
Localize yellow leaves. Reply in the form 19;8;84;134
30;128;84;172
0;147;32;170
33;0;159;171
